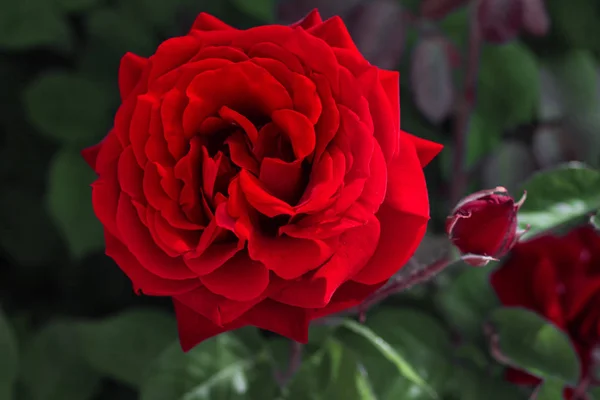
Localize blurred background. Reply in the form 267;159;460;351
1;0;600;399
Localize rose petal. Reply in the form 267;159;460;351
105;231;200;296
259;158;304;205
310;280;386;318
351;204;427;285
218;105;258;144
291;9;323;29
248;42;304;74
378;69;400;135
189;13;235;32
242;299;310;343
284;27;340;87
174;300;245;352
226;132;259;174
118;52;148;100
271;109;316;160
307;16;358;51
199;251;270;301
183;61;293;137
117;146;144;201
405;132;444;167
239;169;295;217
148;35;201;82
82;141;103;172
384;132;431;219
295;147;345;214
174;285;260;326
116;193;196;279
272;215;380;308
248;233;336;279
357;140;387;214
357;67;397;162
490;245;541;310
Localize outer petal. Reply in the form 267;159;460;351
310;280;386;319
189;12;235;32
81;141;103;172
405;132;444;167
290;9;323;29
174;298;310;352
490;247;541;311
242;299;310;343
174;300;245;352
385;132;431;219
105;231;200;296
351;204;427;285
307;16;358;51
118;52;148;100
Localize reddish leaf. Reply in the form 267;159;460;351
410;36;454;124
521;0;550;37
420;0;469;20
478;0;524;44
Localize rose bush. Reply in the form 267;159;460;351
82;9;442;351
491;226;600;395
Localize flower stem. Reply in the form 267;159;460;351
321;253;454;323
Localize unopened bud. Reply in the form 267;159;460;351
446;187;527;266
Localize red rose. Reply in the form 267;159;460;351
82;10;442;351
446;187;526;266
491;226;600;394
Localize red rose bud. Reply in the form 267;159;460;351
446;187;528;266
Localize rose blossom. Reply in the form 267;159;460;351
491;226;600;396
82;10;442;351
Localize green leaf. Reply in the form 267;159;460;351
285;340;372;400
77;309;177;387
490;307;581;384
338;319;438;399
140;334;278;400
0;0;72;51
0;309;18;400
366;308;452;398
531;379;565;400
20;321;101;400
230;0;275;22
436;267;498;339
478;43;540;128
517;162;600;238
46;149;104;259
23;71;113;146
447;367;527;400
